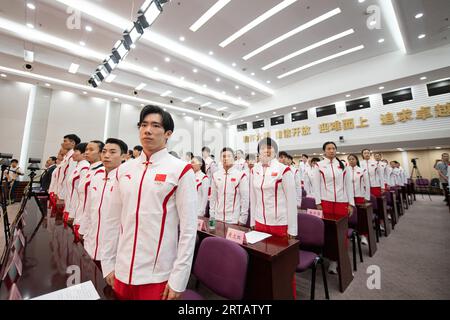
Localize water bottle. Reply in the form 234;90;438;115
208;215;216;230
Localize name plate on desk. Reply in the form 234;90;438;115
306;208;323;219
226;228;247;245
197;219;206;231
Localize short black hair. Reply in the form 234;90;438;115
287;155;293;161
128;150;133;156
169;151;179;158
133;145;143;152
202;146;211;153
105;138;128;155
89;140;105;152
361;148;371;155
221;147;235;156
50;156;57;162
138;105;174;132
257;137;279;155
245;154;257;161
11;159;18;164
74;142;88;154
311;157;321;163
64;134;81;146
186;152;194;160
302;154;309;159
322;141;337;151
278;151;289;158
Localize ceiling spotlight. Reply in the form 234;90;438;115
209;51;214;55
26;23;34;29
272;111;276;114
369;20;376;26
379;86;384;90
221;91;226;95
27;3;36;10
415;13;423;19
182;113;186;116
240;119;244;122
292;107;296;110
232;62;237;67
266;80;271;84
85;25;93;32
0;74;7;78
82;91;87;95
346;94;351;97
420;76;427;80
256;115;259;118
251;72;255;76
216;78;221;82
153;67;158;71
45;83;51;87
79;41;86;46
114;98;119;101
418;34;426;39
193;68;198;73
203;84;207;88
251;92;255;95
378;38;385;43
180;76;185;80
179;36;185;41
235;85;239;89
165;57;171;62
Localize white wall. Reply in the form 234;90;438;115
42;90;107;159
0;79;33;159
231;82;450;153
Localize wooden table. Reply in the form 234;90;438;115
197;217;299;300
0;197;113;300
376;196;391;237
355;203;377;257
322;217;353;293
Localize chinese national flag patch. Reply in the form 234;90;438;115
231;178;236;182
271;172;278;177
155;174;167;182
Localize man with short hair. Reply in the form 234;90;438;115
84;138;128;269
235;149;246;171
435;153;449;203
7;159;23;204
133;145;143;159
101;105;197;300
210;147;249;225
56;134;80;208
360;149;385;197
41;156;57;192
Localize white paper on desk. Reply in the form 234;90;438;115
31;281;100;300
245;231;272;244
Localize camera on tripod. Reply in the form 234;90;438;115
411;158;418;167
0;153;13;169
28;158;41;171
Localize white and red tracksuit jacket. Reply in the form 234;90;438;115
101;149;197;292
84;167;117;261
360;159;384;188
75;162;103;230
399;167;408;185
312;158;355;206
349;165;371;201
66;160;90;218
303;164;316;197
250;159;298;236
56;149;75;200
210;166;249;225
195;170;209;217
234;158;246;171
386;166;400;187
290;164;303;207
48;163;61;195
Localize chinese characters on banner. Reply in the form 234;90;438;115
243;102;450;143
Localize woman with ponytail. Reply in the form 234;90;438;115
312;141;355;274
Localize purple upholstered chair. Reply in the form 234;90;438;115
347;206;363;271
370;195;382;242
296;213;330;300
384;191;397;229
301;197;317;211
182;237;249;300
415;178;432;200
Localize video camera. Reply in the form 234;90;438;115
28;158;41;171
0;153;13;167
411;158;418;166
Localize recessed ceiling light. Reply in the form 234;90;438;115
292;107;296;110
182;113;186;116
26;23;34;29
241;119;244;122
0;74;7;78
160;90;172;97
216;77;221;82
415;13;423;19
85;25;92;32
179;36;185;41
358;0;365;3
200;116;203;119
262;28;354;70
180;76;184;81
346;94;351;97
219;0;298;47
273;111;276;114
251;72;255;76
193;68;198;73
256;115;259;118
114;98;119;101
203;84;207;88
135;83;147;91
244;8;342;61
379;86;384;90
68;63;79;74
79;41;86;46
105;74;116;82
82;91;87;95
378;38;385;43
420;76;427;80
182;97;193;102
235;85;239;89
436;147;442;149
418;34;426;39
278;45;364;79
266;80;271;84
238;96;242;100
221;91;226;94
369;20;377;26
165;57;170;62
389;99;394;102
251;92;255;95
153;67;158;71
189;0;232;32
201;102;212;107
232;62;236;67
27;3;36;10
45;83;51;87
208;51;214;55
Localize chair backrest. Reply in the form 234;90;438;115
301;188;307;198
297;213;325;250
301;197;317;210
193;237;248;300
430;178;440;188
384;191;393;205
416;178;429;186
370;194;378;210
348;206;358;228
